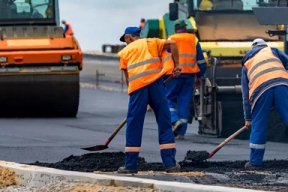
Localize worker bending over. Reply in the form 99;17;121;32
117;26;182;174
242;38;288;170
62;20;74;36
162;19;207;140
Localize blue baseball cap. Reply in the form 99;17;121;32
119;27;141;42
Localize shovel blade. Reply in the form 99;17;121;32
81;145;109;152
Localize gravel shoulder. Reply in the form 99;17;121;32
0;181;166;192
0;167;16;188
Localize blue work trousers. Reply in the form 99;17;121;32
164;74;195;135
250;85;288;165
125;78;176;170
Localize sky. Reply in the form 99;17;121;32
59;0;169;51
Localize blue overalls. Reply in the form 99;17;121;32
125;78;176;169
164;74;195;135
164;39;207;136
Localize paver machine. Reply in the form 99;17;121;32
141;0;288;142
0;0;82;117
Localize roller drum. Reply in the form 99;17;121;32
0;69;79;117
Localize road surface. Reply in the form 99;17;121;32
0;56;287;165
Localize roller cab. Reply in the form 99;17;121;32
0;0;82;117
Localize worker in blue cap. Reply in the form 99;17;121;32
119;27;141;42
117;26;182;174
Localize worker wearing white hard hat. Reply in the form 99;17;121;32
241;38;288;170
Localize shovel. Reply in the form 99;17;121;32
81;75;174;152
208;126;247;159
186;126;247;162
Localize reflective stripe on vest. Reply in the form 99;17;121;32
128;58;162;82
244;47;288;99
65;22;74;35
162;53;197;67
118;38;174;95
162;33;200;75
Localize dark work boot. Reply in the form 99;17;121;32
173;120;183;135
117;167;138;174
166;163;181;173
175;135;185;140
244;162;262;170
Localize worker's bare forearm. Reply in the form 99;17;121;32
123;70;129;87
164;40;180;67
170;43;180;67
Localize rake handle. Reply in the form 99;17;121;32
104;75;174;146
209;126;246;158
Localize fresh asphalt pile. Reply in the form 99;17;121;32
31;151;288;191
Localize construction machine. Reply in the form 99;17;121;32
0;0;82;117
141;0;288;142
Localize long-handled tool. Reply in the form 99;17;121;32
81;75;174;152
208;126;246;159
185;126;247;162
197;108;276;161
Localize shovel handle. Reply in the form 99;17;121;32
104;75;173;146
209;126;246;157
104;118;127;146
164;75;173;85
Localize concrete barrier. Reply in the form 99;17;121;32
0;161;268;192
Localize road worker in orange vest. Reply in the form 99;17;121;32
242;38;288;170
140;18;145;30
162;19;207;140
117;26;182;174
62;20;74;36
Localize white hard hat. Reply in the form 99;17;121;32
251;38;267;48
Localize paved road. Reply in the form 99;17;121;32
0;58;288;165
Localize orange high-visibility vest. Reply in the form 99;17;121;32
162;33;199;75
161;50;174;74
140;22;145;29
65;22;74;36
118;38;174;95
244;46;288;99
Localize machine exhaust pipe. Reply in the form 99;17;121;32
198;76;206;122
216;85;242;94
